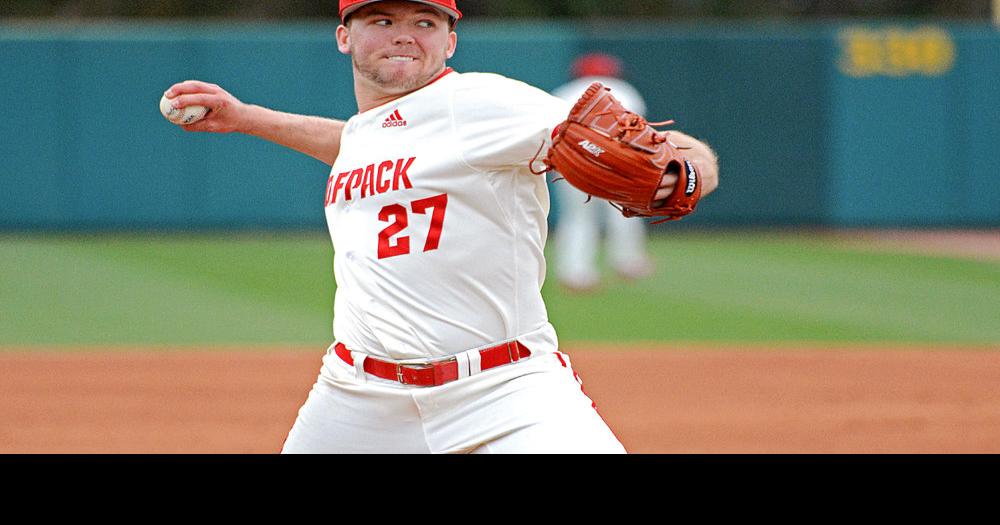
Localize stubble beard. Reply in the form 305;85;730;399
354;56;444;94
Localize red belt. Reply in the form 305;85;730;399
335;340;531;387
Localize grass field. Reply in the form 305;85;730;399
2;231;999;453
1;231;998;346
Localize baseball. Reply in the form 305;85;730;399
159;94;209;125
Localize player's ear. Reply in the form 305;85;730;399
445;31;457;59
336;24;351;55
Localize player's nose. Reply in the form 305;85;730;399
392;32;416;45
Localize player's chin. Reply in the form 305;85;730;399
380;67;436;91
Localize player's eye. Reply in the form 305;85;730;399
374;19;392;26
417;20;435;28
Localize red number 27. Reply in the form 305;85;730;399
377;193;448;260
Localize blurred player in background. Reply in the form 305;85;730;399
551;53;655;292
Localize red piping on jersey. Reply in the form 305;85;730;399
428;67;455;85
554;351;623;445
556;352;599;410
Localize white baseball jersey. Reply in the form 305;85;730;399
322;69;570;361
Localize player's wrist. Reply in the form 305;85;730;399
236;103;269;136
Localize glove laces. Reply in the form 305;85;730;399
601;111;677;144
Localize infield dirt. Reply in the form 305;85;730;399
2;344;998;454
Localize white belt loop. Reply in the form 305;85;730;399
350;351;368;384
455;351;471;379
468;349;482;376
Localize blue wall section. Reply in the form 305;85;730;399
578;24;836;226
1;23;351;230
953;29;1000;225
828;23;1000;226
1;39;67;226
1;21;997;230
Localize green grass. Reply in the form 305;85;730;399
544;233;1000;344
1;232;998;346
0;233;334;345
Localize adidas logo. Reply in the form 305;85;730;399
382;109;407;128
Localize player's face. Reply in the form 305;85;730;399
337;1;457;95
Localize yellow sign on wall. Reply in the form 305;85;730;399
839;26;956;78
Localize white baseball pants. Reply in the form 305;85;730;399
554;181;649;287
281;348;625;454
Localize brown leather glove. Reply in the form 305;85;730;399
543;82;701;222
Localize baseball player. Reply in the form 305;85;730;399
163;0;719;453
552;53;654;292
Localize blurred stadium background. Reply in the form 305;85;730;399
1;0;997;19
1;1;998;453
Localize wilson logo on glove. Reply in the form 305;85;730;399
684;160;698;196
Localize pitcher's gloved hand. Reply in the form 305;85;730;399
542;82;702;223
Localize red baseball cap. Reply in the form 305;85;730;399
339;0;462;21
572;53;624;79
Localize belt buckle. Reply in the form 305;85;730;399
396;361;436;386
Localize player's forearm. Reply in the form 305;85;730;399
670;131;719;197
241;105;345;166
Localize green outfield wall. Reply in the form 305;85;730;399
1;20;997;230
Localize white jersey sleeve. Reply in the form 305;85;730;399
451;73;571;173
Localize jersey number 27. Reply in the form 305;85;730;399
377;193;448;260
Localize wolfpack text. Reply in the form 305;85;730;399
325;157;416;206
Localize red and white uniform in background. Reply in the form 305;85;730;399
281;69;626;454
551;76;653;289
